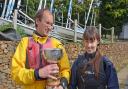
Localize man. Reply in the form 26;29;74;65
11;8;70;89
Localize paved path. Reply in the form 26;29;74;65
118;65;128;89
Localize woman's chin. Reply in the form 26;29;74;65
87;50;94;54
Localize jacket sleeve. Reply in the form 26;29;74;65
58;44;70;83
103;57;119;89
69;60;78;89
11;37;35;85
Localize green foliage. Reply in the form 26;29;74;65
20;0;128;37
16;26;27;37
22;0;40;18
0;23;27;37
0;23;13;32
99;0;128;36
21;0;94;27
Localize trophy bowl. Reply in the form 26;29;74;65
44;48;63;61
44;48;63;88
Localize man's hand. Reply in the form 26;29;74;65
39;64;59;79
46;60;58;64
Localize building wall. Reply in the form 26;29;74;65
120;23;128;39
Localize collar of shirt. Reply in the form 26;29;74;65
84;51;96;61
32;31;48;44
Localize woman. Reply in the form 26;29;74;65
69;27;119;89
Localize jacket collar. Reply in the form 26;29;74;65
84;51;96;61
32;31;49;44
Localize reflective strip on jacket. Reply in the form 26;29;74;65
11;33;70;89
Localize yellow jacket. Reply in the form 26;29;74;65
11;33;70;89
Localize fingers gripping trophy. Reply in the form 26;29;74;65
44;48;63;89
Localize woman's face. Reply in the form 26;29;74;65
83;39;99;54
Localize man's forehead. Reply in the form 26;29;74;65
42;13;53;23
42;10;52;17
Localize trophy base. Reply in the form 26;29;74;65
47;79;60;86
46;79;60;89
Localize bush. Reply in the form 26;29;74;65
0;23;27;37
0;23;13;32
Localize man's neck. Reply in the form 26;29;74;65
34;31;45;37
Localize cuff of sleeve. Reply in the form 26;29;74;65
34;69;46;80
60;77;68;89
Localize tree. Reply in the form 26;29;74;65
22;0;40;18
21;0;94;27
99;0;128;38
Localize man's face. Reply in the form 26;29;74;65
36;11;53;36
83;39;99;54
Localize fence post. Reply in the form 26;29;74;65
99;24;102;42
13;9;18;30
74;19;77;42
111;27;114;43
62;11;63;26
